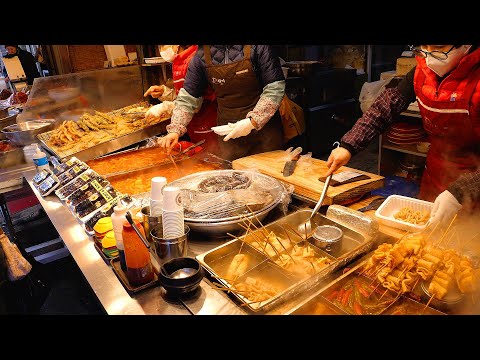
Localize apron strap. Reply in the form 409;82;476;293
243;45;251;59
203;45;212;65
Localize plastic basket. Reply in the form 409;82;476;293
375;194;433;232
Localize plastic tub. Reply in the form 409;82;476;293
375;194;433;232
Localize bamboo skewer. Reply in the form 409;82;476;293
369;281;382;297
236;222;269;257
436;214;458;248
460;231;480;252
422;294;435;314
425;221;441;243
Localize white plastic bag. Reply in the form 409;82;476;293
359;79;387;113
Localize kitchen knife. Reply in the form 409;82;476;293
282;147;302;177
357;197;386;212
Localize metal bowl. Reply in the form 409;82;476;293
0;140;25;168
312;225;343;253
1;119;56;146
0;109;19;140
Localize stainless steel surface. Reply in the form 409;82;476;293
150;224;189;267
37;120;169;162
2;119;56;146
23;169;191;315
196;209;372;313
141;206;162;244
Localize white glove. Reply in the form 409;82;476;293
223;118;255;141
429;190;462;226
145;103;165;118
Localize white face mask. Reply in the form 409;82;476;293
160;48;176;62
425;45;472;77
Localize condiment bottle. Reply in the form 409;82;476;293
111;201;128;271
33;144;49;173
122;219;154;286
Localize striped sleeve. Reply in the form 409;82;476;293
341;87;410;155
448;170;480;205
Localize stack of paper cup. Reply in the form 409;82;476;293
162;186;184;239
150;177;167;217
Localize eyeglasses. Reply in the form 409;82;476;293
408;45;456;60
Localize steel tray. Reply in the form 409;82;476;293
196;209;374;313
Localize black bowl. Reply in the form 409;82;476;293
158;257;204;296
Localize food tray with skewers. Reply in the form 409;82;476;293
319;220;480;314
196;208;374;313
288;263;445;315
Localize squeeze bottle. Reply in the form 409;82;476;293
111;200;128;271
33;144;49;173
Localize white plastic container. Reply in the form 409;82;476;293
150;176;167;217
375;194;433;232
32;144;49;173
23;143;38;164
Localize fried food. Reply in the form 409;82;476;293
225;253;250;281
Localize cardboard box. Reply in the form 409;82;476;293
396;57;417;76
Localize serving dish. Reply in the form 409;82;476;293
197;209;373;312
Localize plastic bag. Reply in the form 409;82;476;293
0;233;32;281
279;95;305;142
359;79;387;113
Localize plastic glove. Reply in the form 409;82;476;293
223;118;255;141
429;190;462;227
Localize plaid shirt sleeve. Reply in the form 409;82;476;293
340;87;410;155
448;170;480;205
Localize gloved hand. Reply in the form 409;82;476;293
223;118;255;141
145;103;165;118
429;190;462;226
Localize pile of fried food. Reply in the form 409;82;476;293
361;232;479;302
45;102;173;154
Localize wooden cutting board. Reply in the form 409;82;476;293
232;150;384;205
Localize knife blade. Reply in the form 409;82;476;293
357;197;386;212
282;147;302;177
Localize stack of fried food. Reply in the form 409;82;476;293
361;233;479;302
45;103;172;154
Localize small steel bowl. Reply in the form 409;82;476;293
312;225;343;253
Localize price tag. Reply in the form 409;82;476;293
80;173;90;182
99;188;114;202
90;180;102;191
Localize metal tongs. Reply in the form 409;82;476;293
303;141;340;236
125;211;150;249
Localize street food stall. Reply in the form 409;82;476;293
3;62;480;316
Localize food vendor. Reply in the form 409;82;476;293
324;45;480;226
144;45;219;153
2;45;41;85
155;45;285;161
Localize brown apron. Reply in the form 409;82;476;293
204;45;283;161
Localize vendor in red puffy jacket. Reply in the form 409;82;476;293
144;45;218;153
324;45;480;227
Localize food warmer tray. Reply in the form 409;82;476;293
196;209;375;313
37;120;169;162
286;260;445;315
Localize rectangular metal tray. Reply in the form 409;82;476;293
196;209;374;313
38;120;169;162
110;257;159;295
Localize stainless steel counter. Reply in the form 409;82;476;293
23;169;246;315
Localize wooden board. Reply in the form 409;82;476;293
232;150;384;205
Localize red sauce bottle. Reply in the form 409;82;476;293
122;220;154;286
